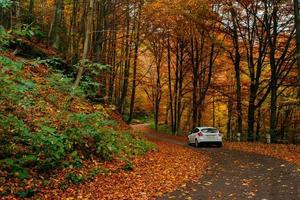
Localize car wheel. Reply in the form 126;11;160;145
195;139;199;148
218;143;223;148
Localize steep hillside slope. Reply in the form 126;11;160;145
0;51;153;198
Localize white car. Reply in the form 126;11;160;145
188;127;222;147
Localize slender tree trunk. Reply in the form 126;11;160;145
154;57;162;131
28;0;34;23
212;94;215;127
68;0;78;64
235;65;243;136
191;36;199;128
48;0;65;50
119;2;131;113
176;40;184;134
128;1;143;123
294;0;300;98
15;0;20;23
227;96;233;141
269;62;278;142
167;37;174;133
255;108;261;141
73;0;94;89
230;8;243;138
247;92;256;141
29;0;34;13
269;4;278;142
109;1;117;102
173;40;179;133
58;0;93;113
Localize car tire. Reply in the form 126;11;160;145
195;139;199;148
218;143;223;148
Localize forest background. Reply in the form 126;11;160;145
0;0;299;143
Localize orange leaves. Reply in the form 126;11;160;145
225;142;300;166
241;178;252;186
35;141;210;199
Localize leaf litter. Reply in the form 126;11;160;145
28;140;210;200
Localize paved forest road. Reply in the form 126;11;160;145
133;124;300;200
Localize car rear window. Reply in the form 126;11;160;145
201;128;218;133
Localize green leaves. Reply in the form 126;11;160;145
3;158;14;166
0;55;24;72
73;59;111;98
65;172;85;185
16;189;35;198
0;114;29;136
0;158;29;180
0;55;154;199
75;59;111;75
0;56;34;105
12;24;45;40
35;57;64;69
0;26;10;50
0;0;12;9
122;160;134;171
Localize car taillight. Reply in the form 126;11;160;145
198;132;203;136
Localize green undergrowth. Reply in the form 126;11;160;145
0;54;154;197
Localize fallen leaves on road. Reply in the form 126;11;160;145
132;124;187;143
225;142;300;166
34;140;210;199
242;179;252;186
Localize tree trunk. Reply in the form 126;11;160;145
173;40;179;133
73;0;94;89
247;91;256;141
255;108;261;141
128;1;143;123
48;0;65;50
191;36;199;128
227;96;233;141
68;0;78;64
176;39;184;134
230;7;243;138
235;64;243;137
167;37;174;133
119;2;131;114
154;56;162;132
294;0;300;98
28;0;34;23
269;3;278;142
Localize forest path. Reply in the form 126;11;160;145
132;124;300;200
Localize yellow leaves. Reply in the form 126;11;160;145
225;142;300;166
156;191;164;196
203;181;212;186
245;191;256;197
242;179;252;186
93;104;105;111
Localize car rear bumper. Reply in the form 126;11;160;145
196;136;222;143
198;141;222;144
